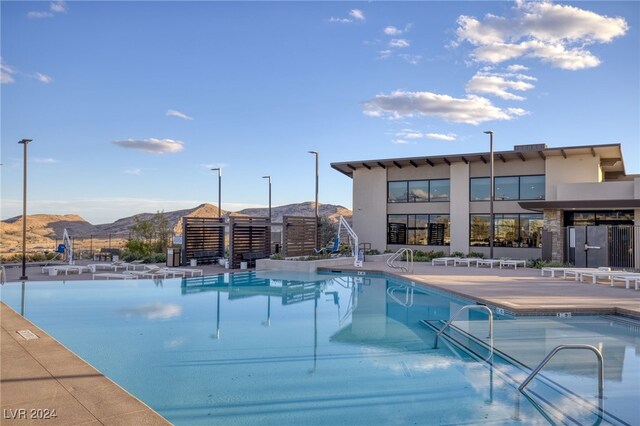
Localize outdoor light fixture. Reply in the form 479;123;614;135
211;168;222;219
308;151;319;250
484;131;495;260
18;139;33;281
262;175;272;221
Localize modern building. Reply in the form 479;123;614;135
331;143;640;263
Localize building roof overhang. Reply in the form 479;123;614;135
519;199;640;212
331;143;626;178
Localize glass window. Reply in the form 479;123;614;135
387;215;407;244
520;175;545;200
408;180;429;202
495;176;519;200
521;214;543;248
470;215;490;246
494;214;519;247
429;179;450;202
429;215;450;245
470;177;490;201
388;181;407;203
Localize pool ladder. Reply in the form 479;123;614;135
434;304;494;361
386;248;414;273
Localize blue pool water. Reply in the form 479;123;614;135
1;271;638;425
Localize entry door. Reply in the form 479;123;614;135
571;226;608;268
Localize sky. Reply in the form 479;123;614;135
1;1;639;224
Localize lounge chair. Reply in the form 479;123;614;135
453;258;480;267
167;268;204;277
578;270;640;284
476;259;502;268
610;275;640;290
499;259;527;269
431;257;458;266
541;267;603;278
87;261;130;273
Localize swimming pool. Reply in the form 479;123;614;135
1;271;638;425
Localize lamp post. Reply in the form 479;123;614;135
308;151;319;249
211;168;222;219
18;139;32;281
262;175;272;221
484;131;495;260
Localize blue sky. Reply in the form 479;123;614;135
2;1;638;224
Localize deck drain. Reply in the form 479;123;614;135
16;329;39;340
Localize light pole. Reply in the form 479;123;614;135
211;168;222;219
308;151;319;249
484;131;495;260
262;175;272;221
18;139;32;281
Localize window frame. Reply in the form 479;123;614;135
470;175;545;202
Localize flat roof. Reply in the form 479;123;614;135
331;143;626;178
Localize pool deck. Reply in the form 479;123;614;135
1;260;639;424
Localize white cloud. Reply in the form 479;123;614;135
363;90;527;125
123;167;142;175
28;1;67;19
118;303;182;320
34;72;53;84
399;54;422;65
456;1;628;70
384;26;402;36
50;1;67;13
378;50;393;60
31;157;59;164
0;59;16;84
389;39;410;48
349;9;365;21
328;17;352;24
391;139;414;145
466;71;536;100
507;64;528;72
27;11;53;19
396;131;424;139
166;109;193;121
425;133;457;141
112;138;184;154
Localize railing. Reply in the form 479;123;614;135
434;304;494;361
519;344;604;400
386;248;414;273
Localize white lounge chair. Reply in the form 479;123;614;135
167;268;204;277
431;257;458;266
476;259;501;268
499;259;527;269
454;258;480;267
87;261;130;273
577;270;638;284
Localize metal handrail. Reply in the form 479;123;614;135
519;344;604;401
386;248;414;273
387;285;414;307
434;304;494;361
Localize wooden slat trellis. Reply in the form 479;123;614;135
282;216;320;257
229;217;271;269
181;217;225;266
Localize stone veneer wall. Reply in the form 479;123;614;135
543;209;564;262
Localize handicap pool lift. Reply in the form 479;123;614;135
336;215;362;267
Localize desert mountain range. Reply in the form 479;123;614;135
1;202;352;252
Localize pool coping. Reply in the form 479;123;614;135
0;302;171;425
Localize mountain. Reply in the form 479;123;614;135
0;202;352;253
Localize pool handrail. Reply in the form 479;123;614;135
434;304;494;361
386;248;413;273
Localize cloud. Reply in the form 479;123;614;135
399;54;422;65
166;109;193;120
395;130;457;141
507;64;528;72
27;1;67;18
31;157;59;164
389;39;410;48
328;17;352;24
378;50;393;60
33;72;53;84
1;58;16;84
384;26;402;36
391;139;415;145
456;1;628;70
465;70;536;100
349;9;365;21
123;167;142;175
112;138;184;154
425;133;457;141
363;90;527;125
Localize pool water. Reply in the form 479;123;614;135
1;271;638;425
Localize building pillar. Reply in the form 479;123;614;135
543;209;564;263
449;162;470;254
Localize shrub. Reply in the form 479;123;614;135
365;249;380;255
527;258;566;269
450;251;465;258
270;253;283;260
467;252;485;258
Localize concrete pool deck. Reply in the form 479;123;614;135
1;260;639;424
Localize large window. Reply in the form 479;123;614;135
387;214;450;246
470;175;545;201
565;210;634;226
388;179;450;203
470;214;543;248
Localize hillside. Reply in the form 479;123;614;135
1;202;352;253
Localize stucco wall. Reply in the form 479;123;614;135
352;168;387;251
545;154;601;200
556;181;634;200
387;163;449;180
469;157;545;177
450;162;470;254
